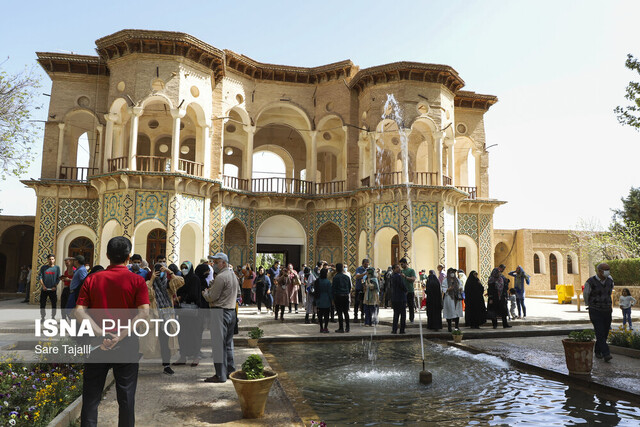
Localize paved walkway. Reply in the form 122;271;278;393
1;297;638;425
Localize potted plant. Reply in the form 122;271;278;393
451;328;463;343
562;329;596;375
229;354;278;418
247;327;264;348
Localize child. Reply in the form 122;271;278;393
508;288;517;320
620;288;637;330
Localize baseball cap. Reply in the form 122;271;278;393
211;252;229;263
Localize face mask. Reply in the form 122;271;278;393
602;270;611;278
131;263;140;272
181;268;189;276
160;262;167;268
449;273;456;278
159;272;166;279
213;264;221;274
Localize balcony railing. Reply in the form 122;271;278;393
136;156;169;172
107;156;204;177
456;186;477;199
58;166;98;182
315;180;345;194
223;176;251;192
361;171;439;187
108;157;128;172
443;175;452;186
179;159;204;176
222;176;346;195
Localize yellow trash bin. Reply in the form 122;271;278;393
556;285;566;304
556;285;573;304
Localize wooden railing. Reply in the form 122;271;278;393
456;186;477;199
58;166;98;182
136;156;168;172
223;175;251;192
375;171;403;186
443;175;452;186
315;181;345;194
108;157;128;172
251;177;314;195
178;159;204;176
412;172;438;186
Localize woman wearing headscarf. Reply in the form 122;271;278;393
253;266;271;314
275;266;290;321
425;270;443;331
303;266;316;324
464;271;486;328
487;266;511;329
174;261;202;366
286;264;300;314
442;267;464;332
363;267;380;326
508;265;530;318
315;267;333;333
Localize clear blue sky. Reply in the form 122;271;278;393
1;0;638;230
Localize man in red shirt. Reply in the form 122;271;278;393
75;236;149;427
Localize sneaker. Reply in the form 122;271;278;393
204;375;225;383
163;366;175;375
295;310;299;314
604;354;612;363
335;329;345;333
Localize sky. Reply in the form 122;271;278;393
0;0;638;230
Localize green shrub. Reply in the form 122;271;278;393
248;327;264;339
451;329;463;336
568;329;595;342
600;258;640;286
242;354;265;380
629;332;640;350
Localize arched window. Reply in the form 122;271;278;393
533;253;541;274
68;237;94;266
567;255;573;275
146;228;167;265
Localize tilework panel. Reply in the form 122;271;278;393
399;203;412;262
310;209;349;267
374;202;399;233
167;195;180;265
178;195;204;229
438;204;445;265
347;208;358;273
458;213;478;243
135;192;168;226
57;199;99;232
122;193;134;238
223;206;255;266
94;196;103;264
103;193;121;225
37;197;57;269
210;203;223;254
412;202;437;232
478;214;493;284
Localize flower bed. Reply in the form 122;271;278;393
608;325;640;350
0;362;82;426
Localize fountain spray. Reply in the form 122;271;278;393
384;94;432;385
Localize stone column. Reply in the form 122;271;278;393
445;138;455;186
56;123;65;177
307;131;317;183
203;124;212;178
474;149;482;195
95;124;103;172
171;108;186;172
370;134;377;185
243;125;255;181
341;126;348;181
434;131;444;185
128;107;143;171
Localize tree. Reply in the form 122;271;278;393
615;54;640;131
612;186;640;246
0;62;41;180
570;218;640;265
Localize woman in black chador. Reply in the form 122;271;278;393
487;267;511;329
424;270;443;331
464;271;486;328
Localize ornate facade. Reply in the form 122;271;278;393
24;29;504;301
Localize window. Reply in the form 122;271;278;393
533;253;541;274
567;255;573;274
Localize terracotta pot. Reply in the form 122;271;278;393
229;370;278;418
452;334;463;343
247;338;259;348
562;339;595;375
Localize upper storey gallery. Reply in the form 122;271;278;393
35;29;497;198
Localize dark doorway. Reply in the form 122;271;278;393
391;235;399;266
0;253;6;289
68;237;94;266
550;253;558;290
458;247;467;273
147;228;167;264
256;244;302;271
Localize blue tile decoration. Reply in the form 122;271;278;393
57;199;99;232
374;202;399;233
135;191;168;226
458;213;478;243
479;214;493;284
411;202;437;232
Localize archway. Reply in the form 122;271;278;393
358;230;367;265
414;227;439;272
0;225;34;291
99;220;123;266
316;222;343;264
179;223;204;266
550;253;558;290
224;219;248;268
374;227;398;270
68;237;94;266
146;228;167;265
457;234;478;275
494;242;509;268
256;215;306;269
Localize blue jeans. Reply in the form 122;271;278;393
589;308;612;357
622;307;632;329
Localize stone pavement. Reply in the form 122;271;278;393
0;296;638;425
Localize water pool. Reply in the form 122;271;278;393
265;340;640;425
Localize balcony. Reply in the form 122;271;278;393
107;156;204;176
358;172;477;199
222;176;347;196
58;166;98;182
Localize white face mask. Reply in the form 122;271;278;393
602;270;611;278
449;273;456;278
181;268;189;276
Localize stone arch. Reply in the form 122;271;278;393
140;93;174;110
224;219;249;267
494;241;510;267
358;230;367;264
550;250;564;285
253;144;295;179
99;220;123;266
566;251;579;275
225;105;251;127
457;234;478;275
255;101;313;131
374;227;399;271
533;250;546;274
133;219;166;263
413;226;439;272
179;222;204;266
256;215;306;245
56;224;97;268
454;136;476;187
315;221;343;264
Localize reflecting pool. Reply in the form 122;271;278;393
266;340;640;425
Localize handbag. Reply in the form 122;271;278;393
178;302;199;317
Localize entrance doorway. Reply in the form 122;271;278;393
549;253;558;289
458;247;467;273
68;237;94;266
146;228;167;264
256;244;302;271
391;234;399;266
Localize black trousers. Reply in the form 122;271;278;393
392;301;407;333
353;290;364;319
407;292;415;322
334;295;350;330
81;362;139;427
40;289;57;318
60;287;70;312
318;307;330;330
242;288;252;305
255;286;266;311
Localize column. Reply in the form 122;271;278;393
446;139;455;186
309;130;318;183
171;108;186;172
434;131;444;185
243;125;255;180
128;107;143;171
474;149;482;194
56;123;65;177
103;116;114;171
95;124;103;173
203;124;212;178
370;134;377;185
341;126;348;181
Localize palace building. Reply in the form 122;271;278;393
22;29;505;300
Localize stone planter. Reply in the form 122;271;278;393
562;339;595;375
229;370;278;418
247;338;259;348
609;345;640;359
452;334;463;343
